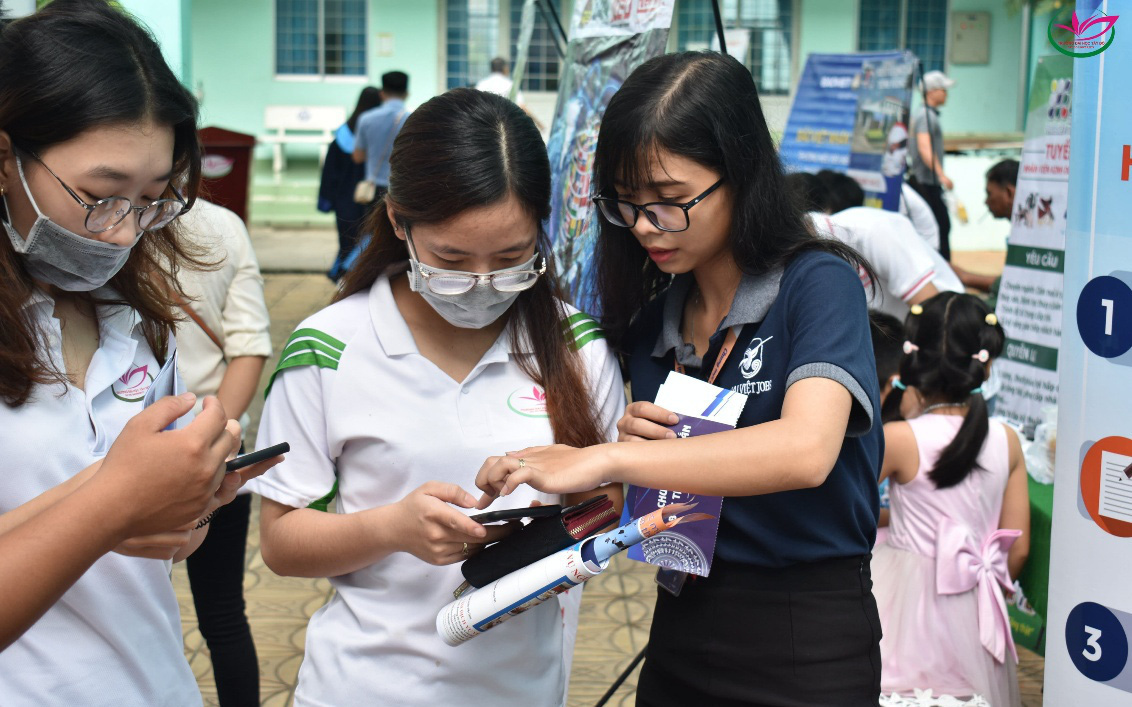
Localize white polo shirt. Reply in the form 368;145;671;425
0;290;199;706
899;182;941;250
811;208;964;320
247;271;624;707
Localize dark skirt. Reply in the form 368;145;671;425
636;556;882;707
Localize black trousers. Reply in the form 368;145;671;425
185;493;258;707
636;556;882;707
908;176;952;261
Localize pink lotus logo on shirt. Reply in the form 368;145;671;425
507;386;549;418
1049;10;1118;57
112;364;154;402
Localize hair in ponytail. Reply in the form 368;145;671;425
880;293;1006;489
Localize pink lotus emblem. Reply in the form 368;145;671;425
519;387;546;403
119;364;149;388
1056;11;1119;42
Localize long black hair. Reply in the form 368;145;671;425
339;88;605;449
592;51;872;350
881;292;1006;489
346;86;382;133
0;0;203;406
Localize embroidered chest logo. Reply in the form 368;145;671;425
731;337;774;396
739;336;773;379
112;363;154;402
507;386;549;418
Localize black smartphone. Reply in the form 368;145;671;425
470;504;561;524
226;442;290;473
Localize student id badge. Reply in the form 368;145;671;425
655;567;688;597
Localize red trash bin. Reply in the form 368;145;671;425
198;126;256;224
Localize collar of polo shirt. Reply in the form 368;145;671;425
651;268;783;366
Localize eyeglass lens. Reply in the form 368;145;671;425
425;269;541;296
86;198;185;233
597;200;688;232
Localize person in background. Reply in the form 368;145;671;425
875;292;1028;706
793;170;963;320
319;86;381;281
908;70;956;261
353;71;410;206
869;310;904;543
476;57;545;131
953;159;1019;303
175;199;272;707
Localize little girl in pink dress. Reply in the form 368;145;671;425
874;293;1031;706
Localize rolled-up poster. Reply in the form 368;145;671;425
437;503;711;646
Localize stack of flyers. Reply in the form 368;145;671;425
620;371;748;578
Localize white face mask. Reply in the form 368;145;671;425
404;229;544;329
2;155;140;291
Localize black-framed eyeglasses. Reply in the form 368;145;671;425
592;179;724;233
20;152;190;234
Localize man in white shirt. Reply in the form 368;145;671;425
476;57;544;130
477;57;524;105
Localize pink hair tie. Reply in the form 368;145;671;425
903;341;920;354
972;349;990;363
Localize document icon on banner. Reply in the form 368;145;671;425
620;372;748;578
1098;451;1132;522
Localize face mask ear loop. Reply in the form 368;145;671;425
13;155;47;220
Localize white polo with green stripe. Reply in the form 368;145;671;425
244;272;626;707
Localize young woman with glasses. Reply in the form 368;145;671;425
476;51;885;705
249;87;623;706
0;2;279;704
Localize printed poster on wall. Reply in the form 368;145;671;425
991;53;1073;436
778;51;916;211
1043;1;1132;702
545;0;675;311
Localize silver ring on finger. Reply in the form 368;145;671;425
517;458;526;468
462;542;469;557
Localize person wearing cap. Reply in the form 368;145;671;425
908;70;955;261
353;71;410;206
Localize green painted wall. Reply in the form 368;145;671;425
792;0;1028;136
119;0;192;86
190;0;439;157
942;0;1025;135
797;0;857;61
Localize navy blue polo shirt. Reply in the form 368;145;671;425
626;250;882;568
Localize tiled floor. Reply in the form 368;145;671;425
173;270;1044;706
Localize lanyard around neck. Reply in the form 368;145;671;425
674;324;740;386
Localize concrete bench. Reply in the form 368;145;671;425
260;105;347;174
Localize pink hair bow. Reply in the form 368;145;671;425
935;516;1022;664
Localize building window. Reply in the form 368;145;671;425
675;0;794;96
858;0;947;73
446;0;563;92
509;0;564;92
276;0;366;77
446;0;501;89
